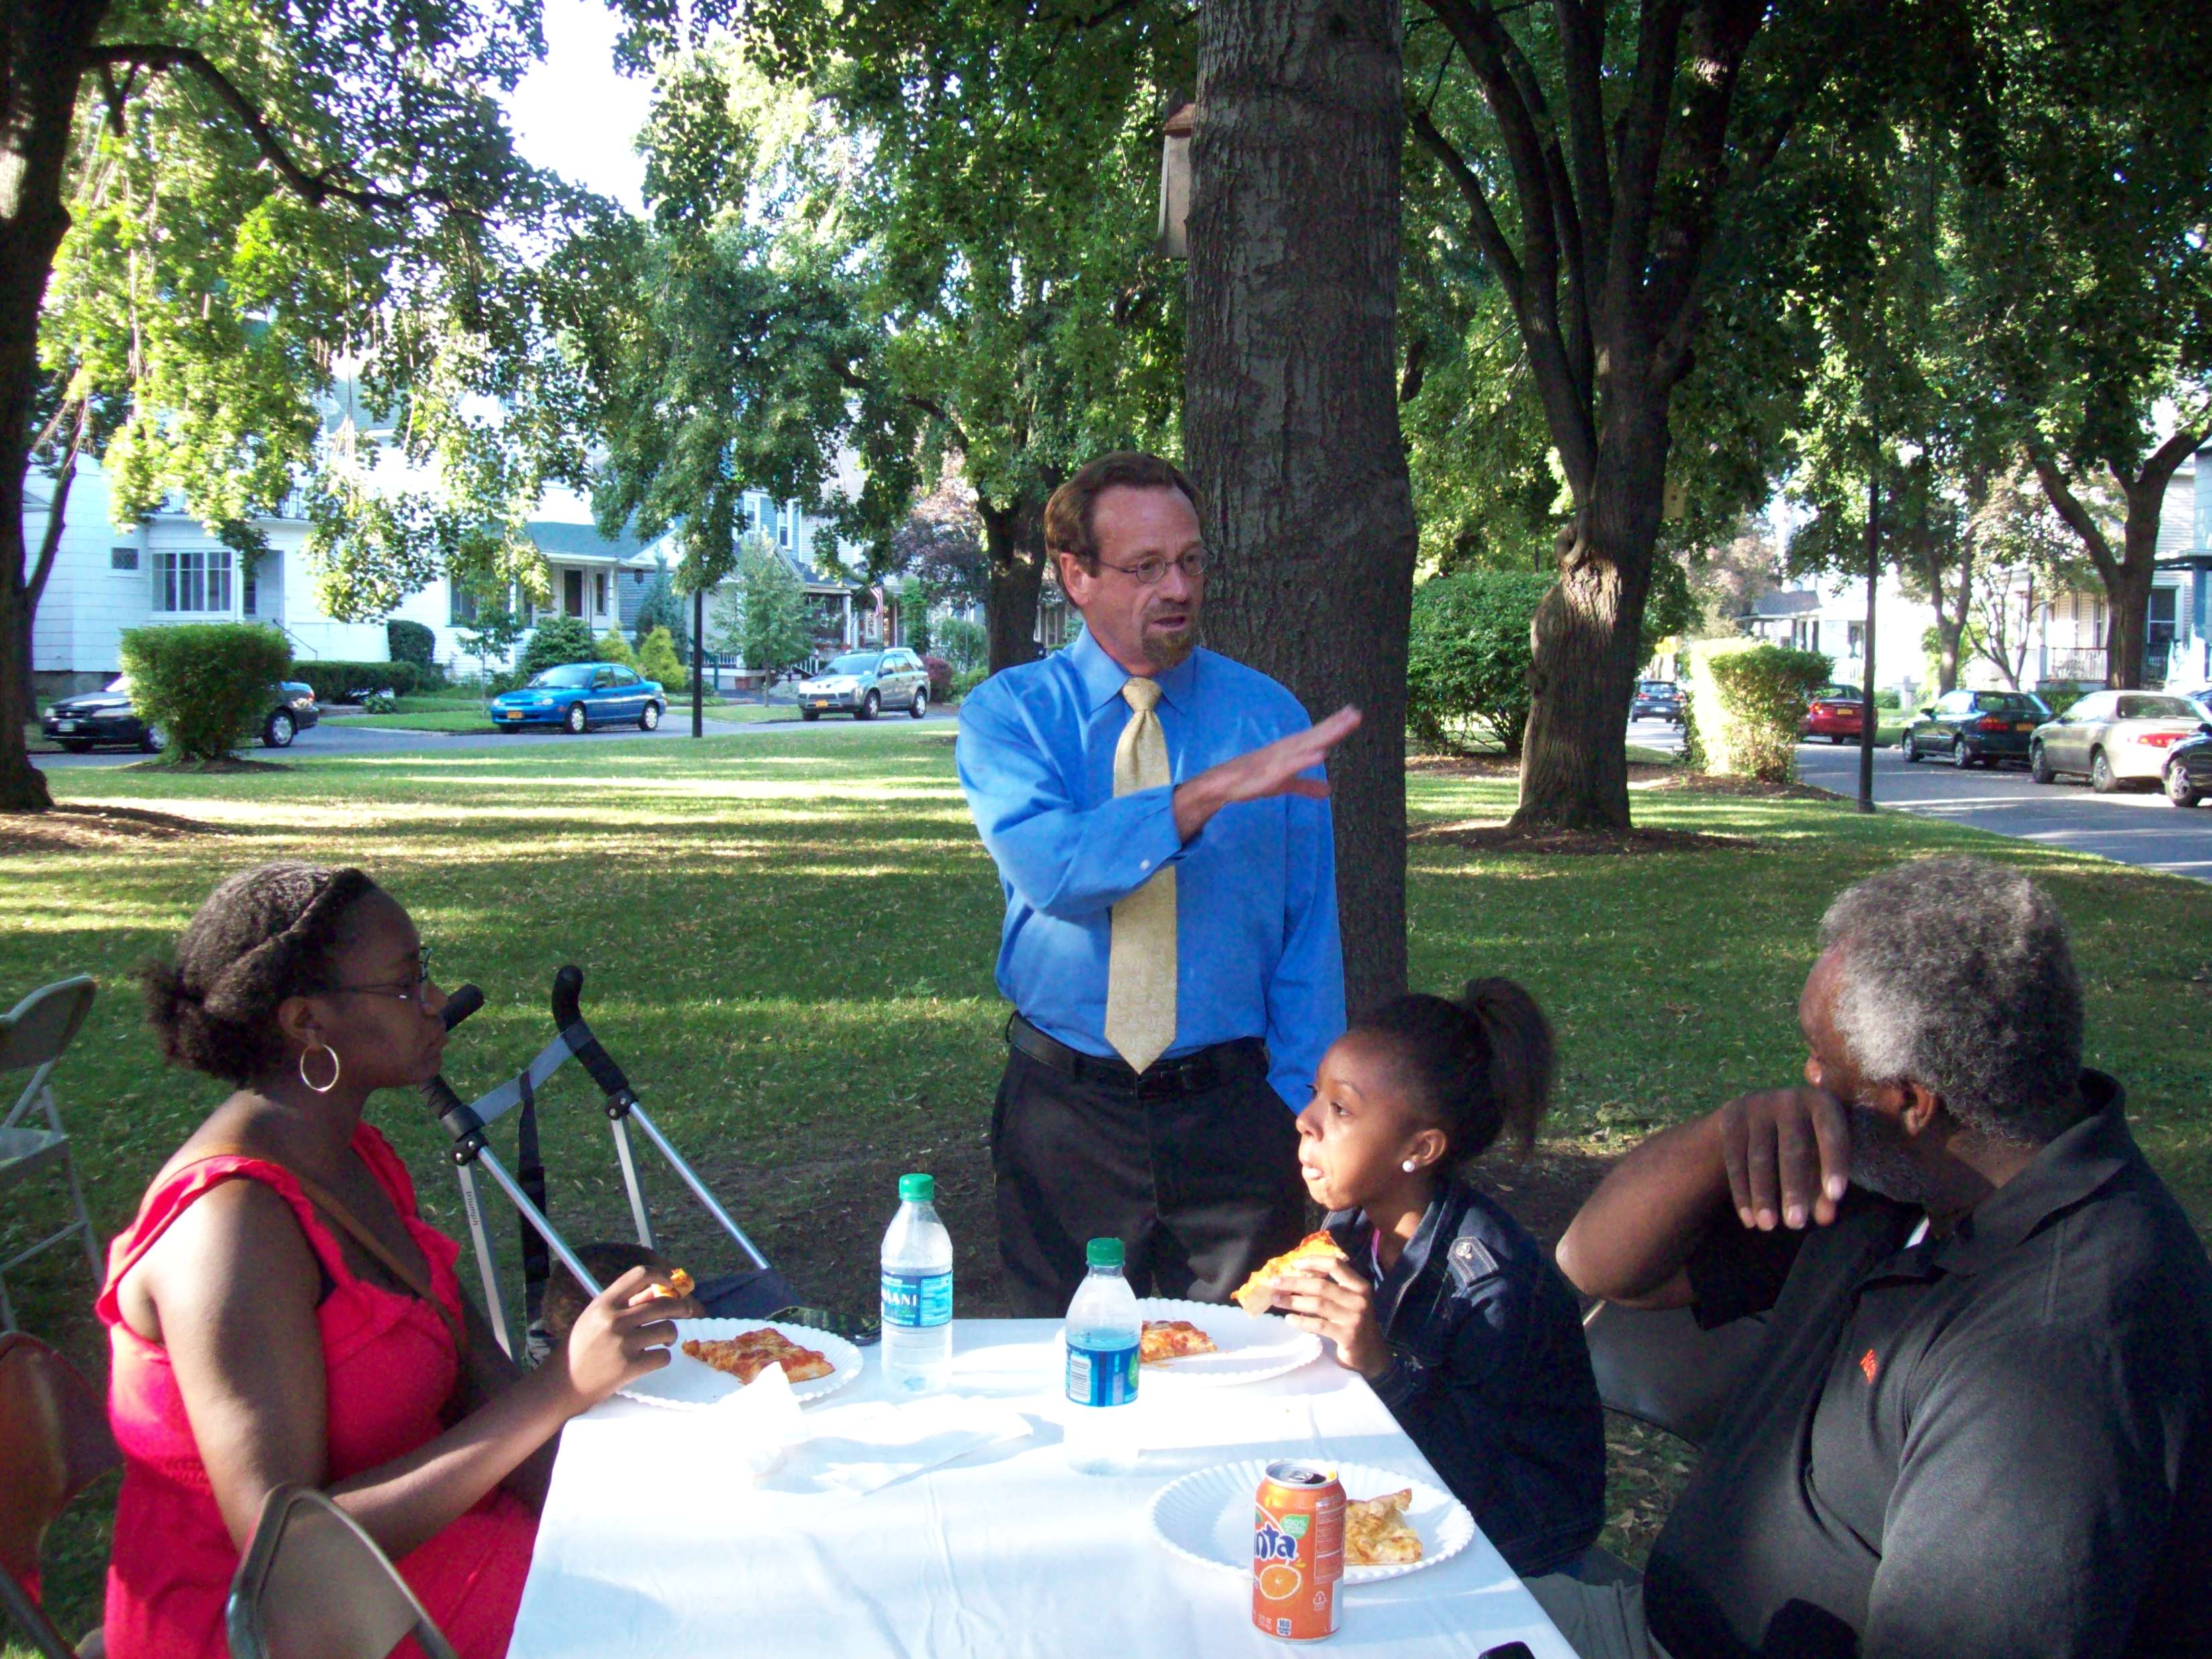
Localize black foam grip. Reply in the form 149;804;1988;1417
442;983;485;1032
550;966;583;1030
550;966;632;1097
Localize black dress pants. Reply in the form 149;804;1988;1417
990;1041;1310;1318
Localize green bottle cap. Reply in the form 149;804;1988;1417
899;1172;935;1203
1086;1237;1125;1268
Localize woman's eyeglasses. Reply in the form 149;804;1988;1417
329;946;436;1005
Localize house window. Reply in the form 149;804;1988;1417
778;503;795;550
242;566;258;616
110;546;138;571
2149;586;2178;643
1846;621;1865;656
152;549;232;613
595;571;609;614
451;583;478;625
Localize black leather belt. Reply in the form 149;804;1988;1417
1005;1013;1264;1096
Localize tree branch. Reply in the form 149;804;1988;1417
80;43;470;217
2030;450;2119;587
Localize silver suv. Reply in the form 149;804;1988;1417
797;648;930;721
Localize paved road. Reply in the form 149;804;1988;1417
1791;737;2212;881
1636;717;2211;878
34;706;958;770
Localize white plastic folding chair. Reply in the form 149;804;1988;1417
225;1485;459;1659
0;977;100;1332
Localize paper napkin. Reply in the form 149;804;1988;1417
715;1360;810;1482
802;1394;1035;1497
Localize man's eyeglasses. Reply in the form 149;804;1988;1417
329;946;436;1005
1097;550;1206;588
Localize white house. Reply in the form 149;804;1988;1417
1736;446;2212;701
26;456;891;695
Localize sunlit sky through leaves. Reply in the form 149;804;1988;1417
502;0;652;213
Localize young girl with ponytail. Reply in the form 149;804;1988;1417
1269;978;1606;1581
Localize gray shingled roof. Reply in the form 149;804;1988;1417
526;519;655;564
1742;589;1821;618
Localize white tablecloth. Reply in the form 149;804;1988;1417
509;1319;1577;1658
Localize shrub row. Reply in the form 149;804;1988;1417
292;660;431;703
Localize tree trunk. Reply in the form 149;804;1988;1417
1511;401;1669;830
0;0;105;811
979;495;1046;674
2034;427;2199;692
1187;0;1417;1017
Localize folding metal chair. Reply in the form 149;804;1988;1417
0;977;101;1332
225;1485;458;1659
0;1331;119;1659
1581;1299;1771;1450
425;966;793;1360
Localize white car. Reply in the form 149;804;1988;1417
2028;691;2212;792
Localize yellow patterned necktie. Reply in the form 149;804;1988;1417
1105;676;1176;1073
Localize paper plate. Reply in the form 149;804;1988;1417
617;1318;863;1410
1128;1298;1323;1387
1148;1458;1475;1586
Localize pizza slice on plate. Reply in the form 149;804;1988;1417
1139;1319;1219;1365
681;1327;836;1385
1231;1231;1349;1314
1344;1489;1424;1567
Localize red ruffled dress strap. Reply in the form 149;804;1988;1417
97;1125;533;1659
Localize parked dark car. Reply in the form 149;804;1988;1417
2160;727;2212;808
1630;681;1686;723
1903;688;2051;768
42;676;319;754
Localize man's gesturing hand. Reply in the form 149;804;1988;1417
1717;1087;1853;1233
1172;705;1362;842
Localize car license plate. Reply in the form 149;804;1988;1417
2016;723;2033;732
54;719;77;732
811;698;831;708
500;711;521;720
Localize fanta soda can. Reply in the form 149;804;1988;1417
1252;1459;1345;1640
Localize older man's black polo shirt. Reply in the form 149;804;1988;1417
1645;1075;2212;1659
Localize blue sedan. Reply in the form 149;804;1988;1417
489;663;666;734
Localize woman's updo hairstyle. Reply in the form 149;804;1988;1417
139;861;381;1085
1352;977;1555;1171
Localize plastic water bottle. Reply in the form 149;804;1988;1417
1063;1237;1141;1475
880;1172;954;1393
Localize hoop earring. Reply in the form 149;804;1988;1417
299;1042;342;1095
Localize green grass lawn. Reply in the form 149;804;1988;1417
4;729;2207;1648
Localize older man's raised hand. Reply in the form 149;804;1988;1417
1172;705;1362;842
1718;1086;1853;1233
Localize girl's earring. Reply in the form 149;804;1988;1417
300;1041;342;1095
1401;1159;1418;1174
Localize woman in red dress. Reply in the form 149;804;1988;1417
97;862;696;1659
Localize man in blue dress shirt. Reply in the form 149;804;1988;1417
957;452;1360;1315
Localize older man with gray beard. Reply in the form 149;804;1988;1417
1550;857;2211;1659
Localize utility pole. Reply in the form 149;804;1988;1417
1858;460;1880;814
691;585;705;738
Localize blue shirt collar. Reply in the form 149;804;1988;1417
1066;626;1198;715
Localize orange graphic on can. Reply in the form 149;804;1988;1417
1253;1459;1345;1641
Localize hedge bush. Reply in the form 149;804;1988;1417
387;619;436;667
951;664;991;701
595;629;638;668
1685;640;1832;782
923;653;954;701
517;616;598;678
1405;570;1554;756
637;626;687;691
119;623;293;760
293;660;423;703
